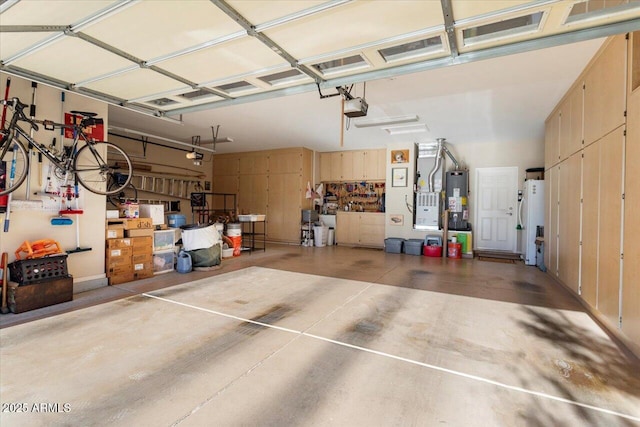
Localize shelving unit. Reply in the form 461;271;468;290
239;218;266;252
190;192;237;224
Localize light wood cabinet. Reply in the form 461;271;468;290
320;149;386;182
581;142;599;307
239;155;268;175
557;152;581;294
336;211;384;247
319;152;332;182
213;154;239;176
622;46;640;347
239;174;267;215
597;127;624;328
341;151;354;181
568;85;584;155
548;165;559;278
545;110;560;169
584;34;626;145
212;175;239;194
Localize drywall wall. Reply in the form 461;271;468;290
0;73;108;291
106;133;214;222
384;139;544;243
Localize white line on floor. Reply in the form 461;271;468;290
142;292;640;423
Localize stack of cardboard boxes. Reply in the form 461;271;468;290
105;218;155;285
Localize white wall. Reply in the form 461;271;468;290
0;74;108;292
384;139;544;246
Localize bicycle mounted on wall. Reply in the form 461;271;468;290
0;97;133;197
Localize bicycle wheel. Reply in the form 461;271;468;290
107;176;138;208
74;142;132;195
0;138;29;196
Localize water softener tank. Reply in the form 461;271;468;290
446;170;469;231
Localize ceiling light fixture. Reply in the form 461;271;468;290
354;114;419;128
382;123;428;135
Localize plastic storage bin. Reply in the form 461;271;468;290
423;245;443;257
384;238;404;254
153;230;175;252
153;250;175;274
403;239;424;255
167;214;186;228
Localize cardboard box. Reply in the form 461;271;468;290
120;202;139;219
123;218;154;230
139;204;165;225
106;263;132;276
125;228;154;238
106;238;133;249
106;210;120;219
130;236;153;255
132;253;153;264
106;228;124;239
106;246;133;266
133;261;153;273
108;272;135;286
8;276;73;313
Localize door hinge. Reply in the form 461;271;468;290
622;193;625;200
619;316;623;328
624;129;627;136
626;33;629;40
621;253;624;260
579;240;582;246
624;110;627;117
583;84;586;90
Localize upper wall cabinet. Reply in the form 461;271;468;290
320;149;386;182
213;154;240;176
545;109;560;170
584;34;627;145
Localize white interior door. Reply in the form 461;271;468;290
475;167;518;252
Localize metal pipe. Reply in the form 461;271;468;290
441;144;460;170
428;138;445;192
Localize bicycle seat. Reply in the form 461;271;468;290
70;110;97;118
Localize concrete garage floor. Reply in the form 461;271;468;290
1;244;639;426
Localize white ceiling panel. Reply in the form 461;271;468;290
0;32;56;60
81;0;243;61
0;0;117;25
451;0;538;21
82;68;188;101
228;0;329;25
158;36;286;85
10;36;134;84
263;1;445;58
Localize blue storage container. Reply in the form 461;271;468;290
167;214;186;228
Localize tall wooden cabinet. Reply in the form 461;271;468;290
544;33;639;355
622;33;640;348
212;148;312;243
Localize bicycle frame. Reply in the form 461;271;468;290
3;111;108;188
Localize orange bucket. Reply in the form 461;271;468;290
228;235;242;257
447;242;462;259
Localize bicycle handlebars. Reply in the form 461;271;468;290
2;97;101;133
